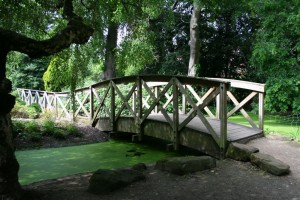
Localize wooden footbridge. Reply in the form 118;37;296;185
18;76;265;158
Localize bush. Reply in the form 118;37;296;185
65;124;82;137
29;132;42;142
53;129;67;140
42;120;56;136
11;98;41;119
12;120;26;138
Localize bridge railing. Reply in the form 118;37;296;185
17;75;265;156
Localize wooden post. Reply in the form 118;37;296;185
54;93;58;118
173;78;179;150
136;77;143;141
154;86;159;113
182;85;186;114
216;94;220;119
110;81;115;131
219;83;228;159
258;92;264;131
28;90;32;105
90;86;94;122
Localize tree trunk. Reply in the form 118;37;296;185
101;22;118;80
188;3;201;77
0;0;93;199
0;74;22;200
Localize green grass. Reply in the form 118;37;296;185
16;140;177;185
228;114;300;140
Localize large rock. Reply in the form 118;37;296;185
88;168;145;195
155;156;216;175
250;153;290;176
226;142;259;162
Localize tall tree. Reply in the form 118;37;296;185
188;1;201;77
250;0;300;112
0;0;93;199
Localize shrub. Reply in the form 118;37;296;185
12;120;26;138
11;98;41;119
29;132;42;142
65;124;82;137
24;121;40;133
53;129;67;140
42;120;56;136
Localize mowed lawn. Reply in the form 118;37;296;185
229;113;300;139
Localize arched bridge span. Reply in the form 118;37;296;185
18;76;265;158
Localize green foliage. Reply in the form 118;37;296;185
53;129;67;140
65;124;82;137
11;98;41;119
23;121;42;142
12;120;26;138
265;77;300;113
117;35;156;76
42;120;56;136
250;0;300;79
7;52;50;90
43;56;70;92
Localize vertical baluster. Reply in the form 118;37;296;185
259;92;264;130
173;78;179;150
110;81;115;131
90;86;94;122
137;77;143;141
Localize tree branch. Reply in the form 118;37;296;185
0;0;94;59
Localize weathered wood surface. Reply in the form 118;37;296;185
147;114;262;142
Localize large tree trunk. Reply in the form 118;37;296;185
0;76;22;200
0;1;93;199
101;22;118;80
188;3;201;77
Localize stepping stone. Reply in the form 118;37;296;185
250;153;290;176
88;168;145;195
155;156;216;175
226;142;259;162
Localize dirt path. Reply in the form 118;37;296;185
23;135;300;200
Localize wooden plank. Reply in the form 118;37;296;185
173;79;179;150
147;114;262;143
176;80;220;144
206;77;265;92
186;86;215;118
110;81;115;130
112;82;135;117
142;80;174;128
90;86;94;121
141;80;172;124
259;93;264;130
219;83;228;158
74;92;90;117
115;83;137;119
92;85;111;124
92;88;111;117
227;91;258;128
227;91;257;117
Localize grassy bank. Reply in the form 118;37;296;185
229;114;300;140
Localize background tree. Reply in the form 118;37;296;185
249;0;300;113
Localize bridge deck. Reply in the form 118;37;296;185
147;114;263;142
